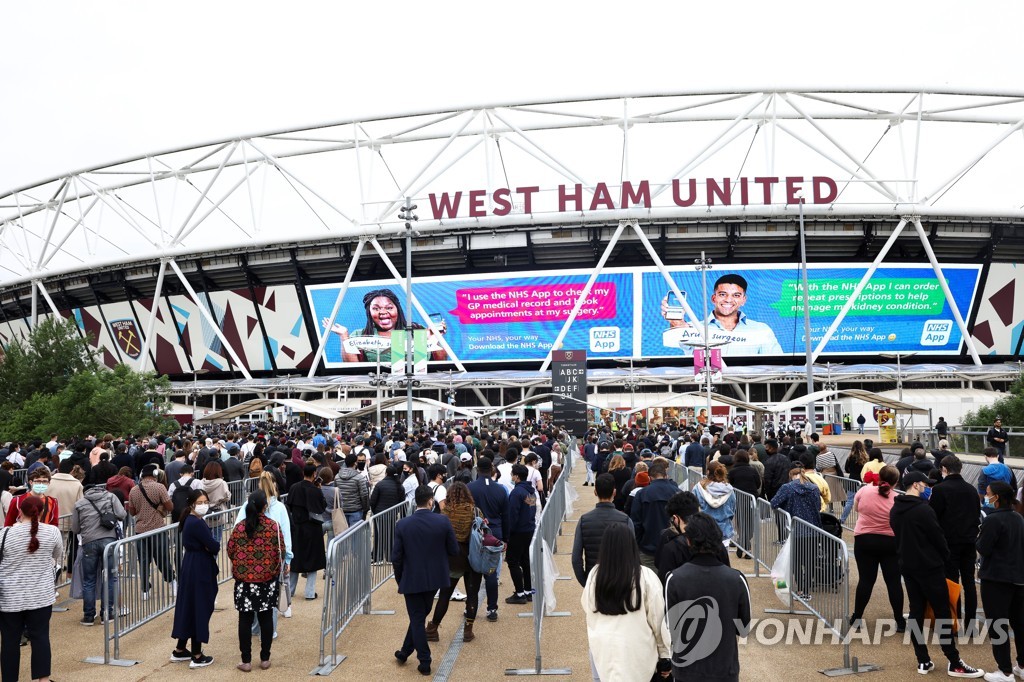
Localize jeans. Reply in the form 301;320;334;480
980;580;1024;675
82;537;118;620
484;562;500;611
945;542;978;623
289;570;317;599
345;511;364;528
239;609;274;664
904;569;961;665
400;591;434;665
0;606;51;682
138;533;175;592
851;534;904;622
506;532;532;595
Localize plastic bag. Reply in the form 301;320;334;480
770;537;791;605
542;538;558;615
565;481;579;517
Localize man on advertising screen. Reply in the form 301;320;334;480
661;274;783;356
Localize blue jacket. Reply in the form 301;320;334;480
629;478;679;554
771;480;822;530
683;442;705;469
392;508;459;594
467;476;510;541
508;481;538;535
978;462;1014;496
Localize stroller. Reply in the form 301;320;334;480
812;512;845;591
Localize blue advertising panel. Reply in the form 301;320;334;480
639;264;981;358
307;270;633;367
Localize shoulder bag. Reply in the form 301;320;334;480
331;487;348;536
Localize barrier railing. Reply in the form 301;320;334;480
732;488;759;576
754;498;791;575
227;476;260;507
86;504;243;666
363;500;412;615
823;474;864;534
9;468;28;486
313;521;371;676
765;516;877;676
505;436;574;677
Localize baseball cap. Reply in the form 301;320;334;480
639;448;653;459
902;471;932;486
459;453;472;462
393;449;407;462
622;443;634;451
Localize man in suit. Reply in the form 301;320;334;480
392;485;459;676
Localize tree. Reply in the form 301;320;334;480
0;318;177;441
960;378;1024;428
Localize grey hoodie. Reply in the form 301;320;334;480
71;486;126;544
334;466;369;513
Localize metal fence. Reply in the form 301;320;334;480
85;504;243;666
505;437;575;677
753;498;791;575
364;500;413;615
226;476;260;507
313;521;371;676
9;468;28;486
732;489;759;576
823;474;864;534
924;429;1023;459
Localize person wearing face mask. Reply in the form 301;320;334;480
334;453;369;528
976;481;1024;682
4;468;59;527
890;471;984;678
170;489;219;669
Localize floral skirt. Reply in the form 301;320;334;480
234;579;280;613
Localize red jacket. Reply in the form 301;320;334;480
4;493;59;527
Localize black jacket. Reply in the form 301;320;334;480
570;502;632;585
369;477;406;514
762;452;791;500
890;494;949;572
665;555;750;682
221;456;246;483
977;507;1024;584
655;527;730;584
727;463;761;497
928;473;981;545
629;478;679;555
895;455;915;478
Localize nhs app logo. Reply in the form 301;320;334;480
590;327;620;353
920;320;952;346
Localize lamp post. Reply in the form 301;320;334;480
796;190;816;434
190;368;209;424
445;369;456;421
397;197;418;430
694;251;715;428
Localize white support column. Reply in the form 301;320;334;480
30;282;38;329
35;281;61;317
306;239;367;378
138;260;167;373
811;218;909;361
167;259;253;380
628;221;705;329
910;217;983;365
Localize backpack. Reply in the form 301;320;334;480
171;483;193;522
86;494;118;530
468;513;504;576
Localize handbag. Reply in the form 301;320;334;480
924;578;962;634
276;527;291;612
70;548;84;599
331;487;348;536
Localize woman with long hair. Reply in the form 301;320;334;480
861;447;887;485
227;490;284;672
582;523;670;680
845;440;869;481
170;489;219;668
425;482;483;643
695;461;737;542
607;455;631;512
0;495;63;682
234;471;293;635
323;288;448;363
848;465;905;631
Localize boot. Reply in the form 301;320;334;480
425;621;439;642
463;619;475;643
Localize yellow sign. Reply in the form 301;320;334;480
877;410;898;444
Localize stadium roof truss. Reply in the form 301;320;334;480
5;89;1024;377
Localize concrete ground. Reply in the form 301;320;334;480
35;453;1007;680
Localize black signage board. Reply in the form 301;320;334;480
551;349;588;437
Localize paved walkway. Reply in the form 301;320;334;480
37;456;1003;680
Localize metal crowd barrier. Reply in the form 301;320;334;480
313;521;371;676
227;476;260;507
363;500;412;615
765;516;877;676
505;438;573;677
823;474;865;535
86;504;243;666
754;498;791;575
9;468;28;486
732;489;759;576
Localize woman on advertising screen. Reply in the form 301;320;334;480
661;274;783;356
321;288;448;363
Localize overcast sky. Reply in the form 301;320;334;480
2;0;1021;194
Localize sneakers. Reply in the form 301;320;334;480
80;617;95;627
190;654;214;669
984;671;1014;682
486;609;498;622
918;661;934;675
282;606;293;618
451;590;467;601
1013;664;1024;679
525;590;534;602
948;660;984;678
170;650;192;662
505;593;528;605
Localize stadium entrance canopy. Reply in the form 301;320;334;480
2;90;1023;382
195;398;343;424
769;388;930;415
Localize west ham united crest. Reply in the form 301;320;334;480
110;319;142;359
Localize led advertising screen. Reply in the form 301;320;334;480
306;263;981;366
306;270;633;368
639;264;981;358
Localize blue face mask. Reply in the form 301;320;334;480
32;483;49;495
920;486;932;501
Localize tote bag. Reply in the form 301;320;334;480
331;487;348;536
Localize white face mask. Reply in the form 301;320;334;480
194;504;210;516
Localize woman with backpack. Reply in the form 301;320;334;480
425;482;481;643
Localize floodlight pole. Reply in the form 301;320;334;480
398;197;418;431
797;193;816;434
695;251;713;429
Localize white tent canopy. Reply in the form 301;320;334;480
645;391;773;414
195;398;344;424
769;388;930;415
340;396;483;421
476;392;630;421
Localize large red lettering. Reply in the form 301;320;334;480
706;178;731;206
672;178;697;207
589;183;615;211
813;176;838;204
492;187;512;216
785;176;805;204
620;180;651;208
559;183;583;212
468;189;486;217
753;177;778;204
738;177;749;205
428;192;462;219
516;186;539;214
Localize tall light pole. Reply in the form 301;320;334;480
398;198;418;430
797;191;816;434
191;368;209;424
695;251;714;428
